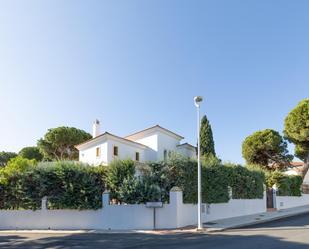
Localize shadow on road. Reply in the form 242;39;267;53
1;232;309;249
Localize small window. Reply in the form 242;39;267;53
96;147;100;157
135;152;140;162
163;149;167;161
113;146;118;156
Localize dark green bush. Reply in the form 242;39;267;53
0;156;267;208
117;176;162;204
203;165;230;203
0;161;105;210
289;175;303;196
41;162;105;209
226;163;265;199
130;155;264;204
0;170;42;210
107;160;171;204
106;159;136;202
265;170;302;196
164;155;264;203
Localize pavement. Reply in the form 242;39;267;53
2;212;309;248
204;204;309;232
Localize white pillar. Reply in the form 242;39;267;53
41;196;47;211
102;191;110;207
169;187;183;228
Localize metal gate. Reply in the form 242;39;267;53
266;188;274;208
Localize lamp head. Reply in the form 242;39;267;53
194;96;203;107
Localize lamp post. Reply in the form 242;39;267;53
194;96;203;230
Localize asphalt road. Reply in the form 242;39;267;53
2;213;309;249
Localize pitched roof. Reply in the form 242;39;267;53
177;143;196;150
75;132;149;150
289;162;304;167
125;125;184;140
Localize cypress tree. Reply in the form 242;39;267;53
200;115;216;157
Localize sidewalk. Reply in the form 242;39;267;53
204;204;309;232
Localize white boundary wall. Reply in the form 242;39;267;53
171;190;267;228
276;194;309;210
0;190;266;230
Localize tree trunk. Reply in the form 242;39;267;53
300;154;309;180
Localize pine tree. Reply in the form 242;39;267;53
200;115;216;157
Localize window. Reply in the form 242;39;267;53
96;147;100;157
163;149;167;161
113;146;118;156
135;152;140;162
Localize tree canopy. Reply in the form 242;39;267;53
37;126;92;161
284;98;309;179
200;115;216;157
242;129;293;170
19;146;43;161
0;151;17;167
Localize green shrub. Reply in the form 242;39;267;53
0;170;42;210
108;160;170;204
226;164;265;199
0;161;105;210
0;156;268;209
117;176;162;204
289;175;303;196
165;154;198;203
39;161;105;209
106;159;135;202
203;164;230;203
265;170;302;196
0;156;37;184
165;155;264;203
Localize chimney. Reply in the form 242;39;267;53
92;119;100;138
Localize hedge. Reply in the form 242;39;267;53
106;155;265;204
0;159;106;210
226;164;265;199
1;155;267;209
265;170;302;196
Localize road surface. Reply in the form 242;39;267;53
1;212;309;249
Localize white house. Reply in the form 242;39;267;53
75;120;196;165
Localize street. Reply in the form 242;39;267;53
1;213;309;249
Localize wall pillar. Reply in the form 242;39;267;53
169;187;183;228
41;196;47;211
102;191;110;208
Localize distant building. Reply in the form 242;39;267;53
75;120;196;165
285;161;309;183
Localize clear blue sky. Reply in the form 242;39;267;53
0;1;308;164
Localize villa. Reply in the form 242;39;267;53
76;120;196;165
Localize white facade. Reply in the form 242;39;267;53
76;125;196;165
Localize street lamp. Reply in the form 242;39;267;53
194;96;203;230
